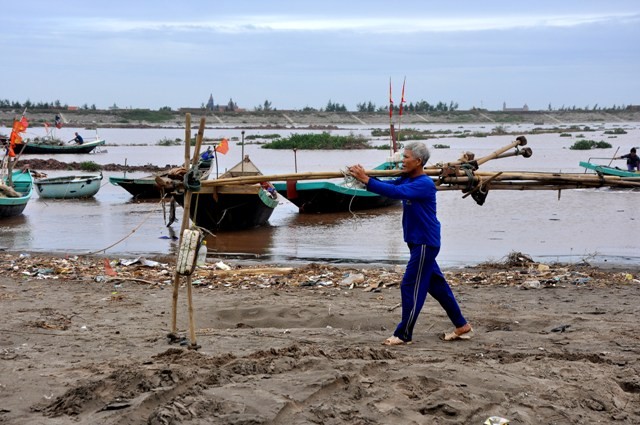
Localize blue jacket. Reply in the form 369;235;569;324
366;175;441;247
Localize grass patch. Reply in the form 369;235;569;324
262;132;370;149
117;109;174;123
603;128;627;135
79;161;101;172
569;139;613;150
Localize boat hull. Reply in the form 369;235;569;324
579;161;640;178
109;176;163;199
272;181;400;213
0;170;33;218
35;174;102;198
17;139;105;154
173;187;277;231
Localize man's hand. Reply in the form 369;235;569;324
348;164;370;185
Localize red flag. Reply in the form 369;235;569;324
399;77;406;116
389;78;394;118
215;138;229;155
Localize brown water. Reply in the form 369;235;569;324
2;123;639;267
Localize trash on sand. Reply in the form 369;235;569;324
537;264;550;271
484;417;509;425
340;272;364;286
573;277;591;285
521;279;540;289
119;257;163;268
215;261;231;271
103;258;117;277
550;324;571;333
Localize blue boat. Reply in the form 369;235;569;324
34;173;103;199
0;169;33;218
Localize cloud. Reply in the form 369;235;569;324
70;12;640;35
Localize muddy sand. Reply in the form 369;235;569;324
1;252;639;424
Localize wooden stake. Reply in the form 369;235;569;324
171;113;192;336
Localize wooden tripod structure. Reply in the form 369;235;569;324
168;113;206;350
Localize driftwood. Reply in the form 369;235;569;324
208;267;294;276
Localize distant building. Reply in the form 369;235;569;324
206;94;215;111
503;102;529;112
626;105;640;111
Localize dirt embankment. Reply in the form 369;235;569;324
15;158;178;173
3;108;640;130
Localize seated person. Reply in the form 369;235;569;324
72;132;84;145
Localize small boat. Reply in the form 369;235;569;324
34;173;103;199
16;138;106;154
0;169;33;218
172;155;278;231
579;161;640;178
109;175;164;199
272;160;401;213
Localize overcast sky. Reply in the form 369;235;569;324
2;1;639;111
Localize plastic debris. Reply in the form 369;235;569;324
340;273;364;286
119;257;163;267
521;279;540;289
484;417;509;425
215;261;231;271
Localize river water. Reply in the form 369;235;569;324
1;122;638;267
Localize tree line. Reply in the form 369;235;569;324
0;98;632;113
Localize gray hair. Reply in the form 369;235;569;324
405;142;431;165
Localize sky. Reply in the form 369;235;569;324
2;1;639;112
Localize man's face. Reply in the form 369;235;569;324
402;149;422;173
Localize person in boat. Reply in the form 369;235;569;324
348;141;472;346
72;132;84;145
618;147;639;171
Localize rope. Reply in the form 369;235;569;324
83;199;163;255
460;163;476;192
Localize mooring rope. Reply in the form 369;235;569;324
83;198;164;255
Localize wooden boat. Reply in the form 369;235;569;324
579;161;640;178
109;175;163;199
172;155;278;231
0;169;33;218
272;160;401;213
34;173;103;199
16;138;106;154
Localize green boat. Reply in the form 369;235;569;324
579;161;640;178
272;160;401;214
0;169;33;218
16;138;106;154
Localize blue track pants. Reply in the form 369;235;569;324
394;244;467;342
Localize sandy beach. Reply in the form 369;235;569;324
1;252;639;424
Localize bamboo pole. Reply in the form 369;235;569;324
185;117;206;349
171;114;192;338
198;139;533;187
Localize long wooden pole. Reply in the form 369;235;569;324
170;113;192;337
185;117;206;348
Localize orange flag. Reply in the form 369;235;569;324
215;138;229;155
9;116;29;156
